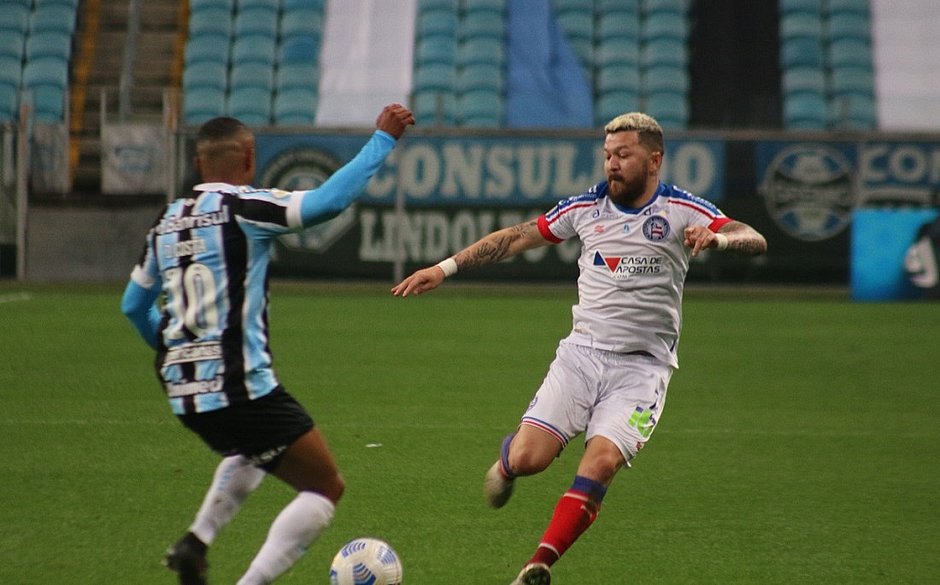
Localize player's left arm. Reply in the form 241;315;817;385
121;280;162;349
684;220;768;257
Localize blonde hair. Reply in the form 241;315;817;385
604;112;664;154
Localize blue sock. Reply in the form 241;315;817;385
499;432;516;479
571;475;607;504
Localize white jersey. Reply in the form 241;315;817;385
536;180;731;368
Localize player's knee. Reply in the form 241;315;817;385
319;472;345;504
508;448;554;476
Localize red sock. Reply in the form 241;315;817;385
529;489;600;567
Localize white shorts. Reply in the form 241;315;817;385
521;338;673;461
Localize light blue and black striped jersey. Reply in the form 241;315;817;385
125;130;396;415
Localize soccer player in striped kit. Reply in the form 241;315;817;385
122;103;414;585
392;112;767;585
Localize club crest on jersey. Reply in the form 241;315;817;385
642;216;670;242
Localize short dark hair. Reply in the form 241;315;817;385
196;117;250;146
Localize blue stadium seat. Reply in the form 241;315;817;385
780;12;824;40
25;32;73;62
456;63;503;93
828;38;872;69
641;38;687;67
238;0;279;13
460;11;504;40
230;62;275;91
0;85;18;122
826;12;871;41
0;4;29;35
416;36;456;66
279;9;323;41
29;5;77;35
778;0;822;15
418;11;458;38
189;8;232;38
283;0;324;9
780;37;825;69
555;11;593;43
234;7;278;39
597;14;641;41
191;0;235;11
0;32;24;60
231;36;276;66
596;0;638;12
0;56;22;90
643;0;685;17
227;86;272;125
184;87;226;124
596;38;640;67
464;0;505;14
414;63;457;93
783;92;827;129
275;61;318;92
830;66;875;98
596;64;641;94
643;64;689;94
278;36;318;64
782;67;826;95
183;61;228;92
22;57;69;90
556;0;595;12
827;0;869;17
31;85;67;122
644;11;687;41
645;91;688;129
595;90;641;126
457;37;504;67
419;0;459;10
273;87;317;126
185;34;231;65
412;90;456;126
829;93;876;129
457;90;502;127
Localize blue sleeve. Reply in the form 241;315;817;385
121;280;162;349
299;130;396;227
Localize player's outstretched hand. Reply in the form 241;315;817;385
683;226;721;257
391;266;445;297
376;103;415;140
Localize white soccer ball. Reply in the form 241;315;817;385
329;537;403;585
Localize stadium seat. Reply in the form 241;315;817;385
0;33;24;64
30;85;67;122
279;9;323;41
0;55;22;90
227;86;272;125
830;66;875;98
596;37;640;67
464;0;505;14
645;91;688;128
456;89;502;126
278;36;319;64
29;5;77;35
185;34;231;65
22;57;69;90
230;62;275;91
416;36;456;66
25;32;73;62
643;64;689;94
596;64;641;94
273;87;317;126
782;67;826;95
0;84;18;122
183;61;228;92
457;63;503;93
641;38;687;67
184;87;226;124
555;11;593;43
412;90;456;126
282;0;324;9
237;0;280;14
597;14;641;41
829;93;876;129
828;38;872;69
643;11;687;41
231;36;276;66
189;8;232;38
0;4;29;35
780;37;825;69
460;12;504;40
643;0;685;17
827;0;870;17
418;11;458;38
778;0;822;15
419;0;459;10
234;8;278;39
783;92;827;129
457;37;504;67
826;12;871;42
275;61;318;92
595;90;640;125
191;0;235;11
596;0;639;13
414;63;457;93
556;0;595;13
780;12;824;40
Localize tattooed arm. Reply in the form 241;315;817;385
391;219;549;297
683;220;768;258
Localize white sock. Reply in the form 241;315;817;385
236;491;335;585
189;455;266;545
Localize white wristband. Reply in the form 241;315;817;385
714;233;729;251
435;257;458;277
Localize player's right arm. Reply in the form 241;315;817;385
391;218;549;297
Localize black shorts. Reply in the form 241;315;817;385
177;386;315;472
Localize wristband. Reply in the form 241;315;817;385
435;257;458;277
714;233;729;251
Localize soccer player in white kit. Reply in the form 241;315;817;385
392;112;768;585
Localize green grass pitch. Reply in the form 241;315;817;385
1;281;937;584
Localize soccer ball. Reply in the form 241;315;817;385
329;537;403;585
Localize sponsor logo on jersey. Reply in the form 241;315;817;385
156;207;231;235
642;216;671;242
163;237;207;259
165;376;224;397
164;342;223;365
760;144;854;241
593;251;663;278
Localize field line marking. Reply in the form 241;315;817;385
0;292;32;304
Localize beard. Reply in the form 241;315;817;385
606;167;650;207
